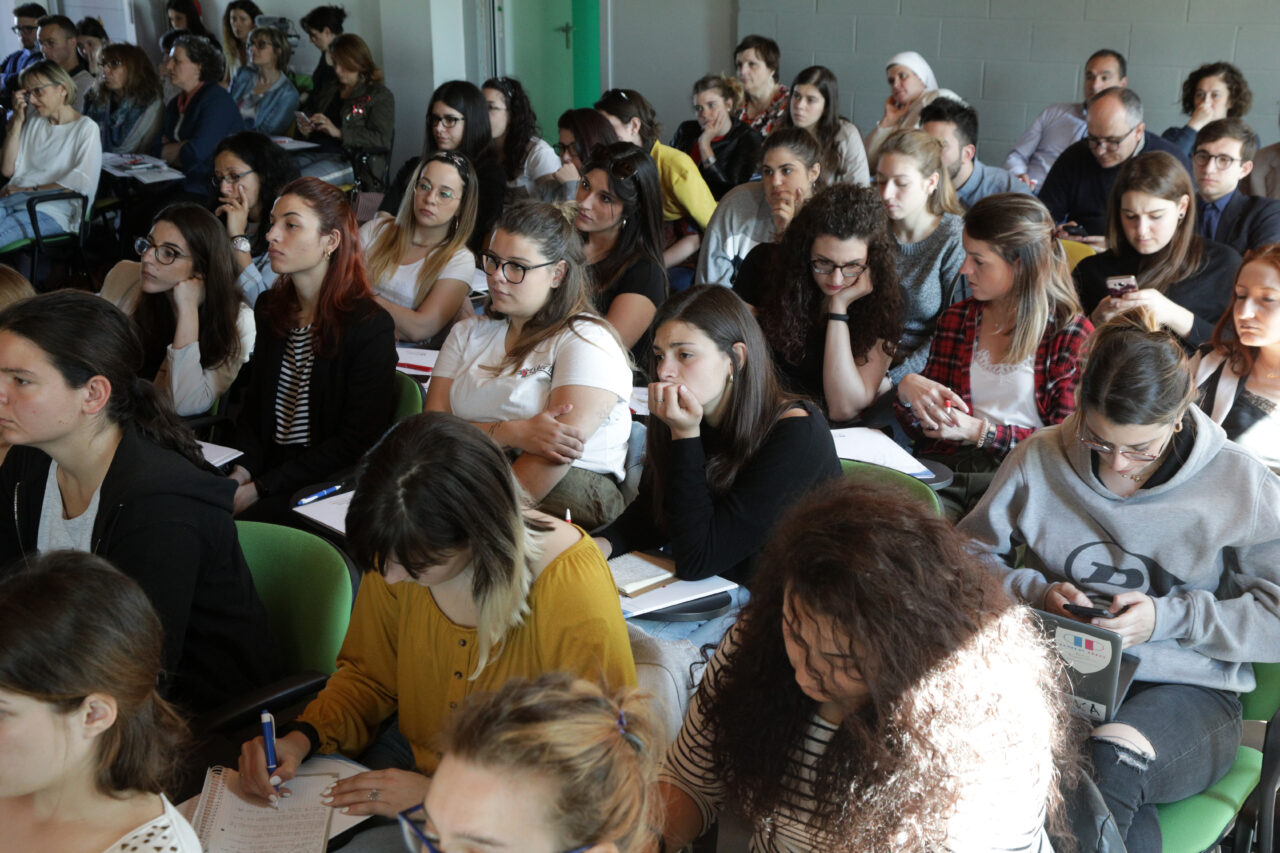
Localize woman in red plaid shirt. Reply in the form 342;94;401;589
895;193;1093;519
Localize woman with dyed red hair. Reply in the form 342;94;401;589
227;176;397;521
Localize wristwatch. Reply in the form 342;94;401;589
231;234;251;253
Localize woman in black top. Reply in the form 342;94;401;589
670;74;763;200
299;5;345;108
0;290;273;713
595;285;841;586
383;81;505;254
576;142;668;378
1075;151;1241;349
228;177;396;522
737;183;902;422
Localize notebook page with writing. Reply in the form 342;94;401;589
191;766;336;853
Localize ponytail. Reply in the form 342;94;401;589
126;376;206;469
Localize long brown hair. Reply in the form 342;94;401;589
90;42;162;105
1211;245;1280;376
698;480;1075;849
1104;151;1203;293
778;65;846;183
264;177;375;357
0;552;188;796
329;33;383;83
645;285;798;527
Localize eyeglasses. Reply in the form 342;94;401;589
603;88;629;101
481;252;556;284
810;258;867;280
1085;125;1138;151
398;804;591;853
134;236;188;265
10;24;36;34
1075;419;1171;463
37;37;63;49
414;179;456;200
553;142;572;157
428;113;463;129
211;169;255;188
1192;151;1244;170
250;39;273;50
24;82;58;98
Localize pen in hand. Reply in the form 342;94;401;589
260;709;281;810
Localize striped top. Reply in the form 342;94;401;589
273;326;314;446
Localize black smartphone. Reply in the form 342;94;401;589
1064;602;1114;620
1062;223;1088;237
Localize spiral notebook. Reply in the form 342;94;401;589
190;765;337;853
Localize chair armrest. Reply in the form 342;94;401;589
192;671;330;736
25;189;86;251
1238;703;1280;853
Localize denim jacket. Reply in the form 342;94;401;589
229;67;300;137
83;91;164;154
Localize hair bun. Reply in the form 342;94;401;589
549;200;579;226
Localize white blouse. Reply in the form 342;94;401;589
103;794;202;853
969;347;1044;430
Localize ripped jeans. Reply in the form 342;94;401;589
1090;681;1242;853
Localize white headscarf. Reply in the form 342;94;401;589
886;51;939;93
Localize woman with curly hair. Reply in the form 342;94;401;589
659;477;1072;852
482;76;559;196
737;183;902;422
895;193;1092;519
1162;61;1253;158
670;74;763;200
779;64;870;187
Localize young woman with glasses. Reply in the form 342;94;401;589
1075;150;1241;350
83;43;163;154
397;673;657;853
482;76;559;196
361;151;479;343
575;142;667;377
960;308;1280;853
895;193;1091;519
737;183;902;423
99;202;254;417
426;201;633;528
227;24;300;136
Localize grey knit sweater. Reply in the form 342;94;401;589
888;212;966;383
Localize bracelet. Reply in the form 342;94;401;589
487;421;500;441
827;312;850;322
976;418;991;448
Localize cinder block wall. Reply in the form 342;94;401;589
737;0;1280;168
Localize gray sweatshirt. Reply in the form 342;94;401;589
695;182;776;288
960;406;1280;693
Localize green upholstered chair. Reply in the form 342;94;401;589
840;458;942;517
393;370;425;422
0;189;91;285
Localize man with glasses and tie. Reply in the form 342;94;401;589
1040;86;1192;249
0;3;45;110
1190;117;1280;255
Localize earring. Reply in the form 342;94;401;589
325;248;333;261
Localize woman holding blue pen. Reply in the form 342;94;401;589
237;413;635;846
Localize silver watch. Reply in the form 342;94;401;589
231;234;251;253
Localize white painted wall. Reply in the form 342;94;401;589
735;0;1280;167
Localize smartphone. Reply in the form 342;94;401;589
1062;223;1088;237
1064;602;1115;620
1106;275;1138;296
295;110;310;126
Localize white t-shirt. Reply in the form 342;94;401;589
510;137;561;194
11;114;102;232
435;314;633;479
103;794;202;853
36;462;100;553
359;216;476;309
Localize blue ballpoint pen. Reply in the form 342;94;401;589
297;483;342;505
261;709;281;809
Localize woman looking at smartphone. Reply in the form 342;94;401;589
1075;151;1240;349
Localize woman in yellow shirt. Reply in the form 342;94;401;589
237;412;635;828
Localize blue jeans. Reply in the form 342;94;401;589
1090;681;1242;853
629;585;749;648
0;207;61;247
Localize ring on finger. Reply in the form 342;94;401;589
368;789;381;802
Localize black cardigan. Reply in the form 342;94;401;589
0;426;276;712
229;291;397;497
670;119;763;200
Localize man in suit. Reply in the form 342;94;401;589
1040;87;1193;249
1193;117;1280;255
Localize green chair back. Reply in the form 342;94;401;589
840;458;943;517
393;370;425;422
235;520;354;676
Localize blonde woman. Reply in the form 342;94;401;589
360;152;478;343
237;413;636;841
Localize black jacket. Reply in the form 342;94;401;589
230;291;397;497
670;119;763;200
1201;190;1280;256
0;426;275;712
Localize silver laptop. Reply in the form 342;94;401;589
1034;609;1139;723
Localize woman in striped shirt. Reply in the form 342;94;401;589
658;479;1073;852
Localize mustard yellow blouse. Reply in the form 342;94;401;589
296;530;637;775
650;140;718;228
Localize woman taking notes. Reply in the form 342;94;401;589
596;285;841;586
427;201;633;529
99;203;254;417
960;311;1280;852
894;193;1091;519
237;413;636;841
361;152;478;344
0;552;201;852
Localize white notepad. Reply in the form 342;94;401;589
294;490;353;535
609;550;676;596
829;427;931;478
190;766;336;853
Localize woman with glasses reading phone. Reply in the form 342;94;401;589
426;201;633;528
960;309;1280;853
397;673;658;853
99;202;254;417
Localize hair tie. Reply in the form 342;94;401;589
617;710;644;753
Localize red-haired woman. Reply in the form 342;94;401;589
227;177;397;521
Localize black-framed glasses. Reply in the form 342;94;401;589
1075;419;1171;463
810;258;867;280
428;113;463;129
481;252;556;283
398;804;591;853
211;169;255;188
10;24;35;34
1085;125;1137;150
1192;151;1244;170
134;236;187;265
553;142;571;157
